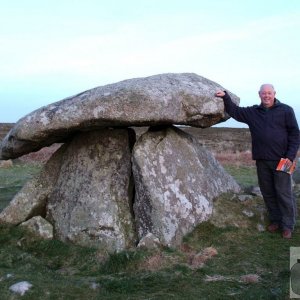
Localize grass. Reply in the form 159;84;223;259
0;162;42;212
0;163;299;299
223;165;258;188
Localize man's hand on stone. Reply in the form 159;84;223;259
215;91;225;97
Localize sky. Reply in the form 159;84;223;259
1;0;300;128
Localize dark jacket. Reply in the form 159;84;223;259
221;92;300;161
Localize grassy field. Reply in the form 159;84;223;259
0;162;42;211
0;162;299;299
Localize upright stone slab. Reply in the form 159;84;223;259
0;144;66;224
132;126;240;247
46;129;136;252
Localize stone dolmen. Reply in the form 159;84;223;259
0;73;240;252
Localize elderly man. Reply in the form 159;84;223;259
215;84;300;239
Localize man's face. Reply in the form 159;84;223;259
259;85;276;108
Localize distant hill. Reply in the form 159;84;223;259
183;127;251;152
0;123;251;154
0;123;14;141
134;126;251;153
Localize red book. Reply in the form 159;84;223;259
276;158;296;174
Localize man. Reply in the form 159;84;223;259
215;85;300;239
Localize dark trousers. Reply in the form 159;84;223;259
256;160;297;230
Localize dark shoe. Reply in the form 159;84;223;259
282;229;292;239
267;223;280;233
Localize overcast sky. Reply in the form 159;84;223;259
1;0;300;127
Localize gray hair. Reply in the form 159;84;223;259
259;84;275;92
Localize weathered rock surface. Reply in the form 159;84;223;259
0;73;239;159
137;232;161;250
46;129;136;251
9;281;33;296
0;145;66;225
132;126;240;247
20;216;53;239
